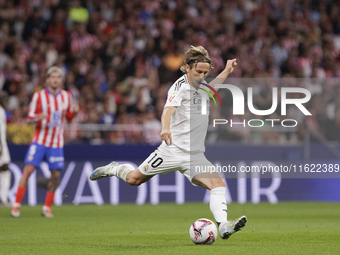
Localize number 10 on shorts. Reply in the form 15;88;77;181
148;153;163;168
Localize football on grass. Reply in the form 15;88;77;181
189;218;218;244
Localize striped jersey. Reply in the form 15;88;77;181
28;88;75;148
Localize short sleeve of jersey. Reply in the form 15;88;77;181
165;87;185;107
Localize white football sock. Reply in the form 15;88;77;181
109;164;135;182
210;187;228;225
0;170;11;204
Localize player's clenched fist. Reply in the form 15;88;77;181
225;59;237;75
160;129;172;146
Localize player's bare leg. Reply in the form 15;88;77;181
125;169;154;186
11;164;35;217
47;170;60;192
19;164;36;187
192;172;226;190
192;173;247;239
41;170;60;218
90;162;153;185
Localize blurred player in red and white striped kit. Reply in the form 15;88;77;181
11;66;79;218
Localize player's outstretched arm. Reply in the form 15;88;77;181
209;59;237;92
160;106;177;146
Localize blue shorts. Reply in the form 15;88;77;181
24;143;64;170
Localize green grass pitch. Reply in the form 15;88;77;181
1;202;339;255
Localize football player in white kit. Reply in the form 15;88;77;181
0;92;11;207
90;46;247;240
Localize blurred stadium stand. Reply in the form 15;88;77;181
0;0;340;145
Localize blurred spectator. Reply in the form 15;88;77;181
45;9;67;51
70;23;101;58
69;0;89;23
143;105;162;145
1;0;340;146
100;100;115;125
23;7;48;41
0;40;9;68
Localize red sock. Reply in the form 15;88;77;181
15;186;26;204
44;191;55;207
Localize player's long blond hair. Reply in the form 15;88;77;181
180;45;214;73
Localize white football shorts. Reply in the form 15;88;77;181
138;142;216;184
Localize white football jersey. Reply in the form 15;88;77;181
0;105;10;165
164;74;210;152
